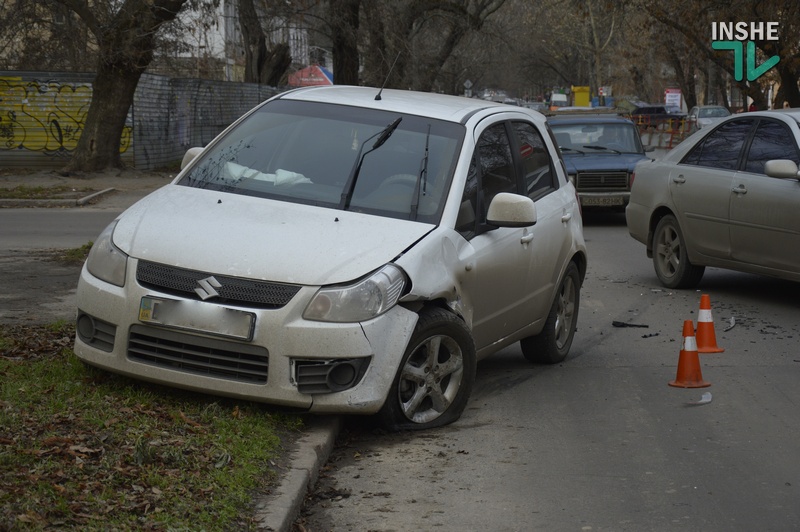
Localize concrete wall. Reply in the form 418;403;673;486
0;71;282;171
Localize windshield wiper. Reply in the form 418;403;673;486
582;145;621;154
409;124;431;220
560;146;585;154
339;117;403;210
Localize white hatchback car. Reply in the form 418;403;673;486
75;86;587;430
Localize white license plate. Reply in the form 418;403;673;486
581;196;625;206
139;297;255;341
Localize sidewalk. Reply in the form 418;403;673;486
0;168;340;530
0;168;174;209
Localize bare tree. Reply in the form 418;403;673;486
50;0;192;172
238;0;292;85
357;0;507;92
329;0;360;85
577;0;616;104
0;0;95;71
640;0;800;109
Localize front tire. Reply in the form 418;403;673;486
521;262;580;364
378;307;476;431
652;214;704;289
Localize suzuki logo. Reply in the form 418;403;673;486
195;276;222;300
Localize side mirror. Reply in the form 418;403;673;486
764;159;800;179
181;147;204;170
486;192;537;228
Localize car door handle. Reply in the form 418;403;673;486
521;233;535;244
561;213;572;223
672;175;686;184
732;185;747;195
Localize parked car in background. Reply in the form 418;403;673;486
74;86;587;431
550;93;569;111
687;105;731;129
629;104;687;129
627;109;800;288
548;114;652;208
524;101;548;113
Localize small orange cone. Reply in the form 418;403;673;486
669;320;711;388
696;294;724;353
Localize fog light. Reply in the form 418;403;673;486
77;313;96;342
328;362;357;389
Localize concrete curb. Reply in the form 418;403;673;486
253;416;342;531
76;187;116;206
0;187;117;208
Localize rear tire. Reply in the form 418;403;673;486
378;307;476;431
652;215;704;289
521;262;580;364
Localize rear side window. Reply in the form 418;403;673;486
682;119;754;170
744;120;800;174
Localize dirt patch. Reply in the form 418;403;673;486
0;249;83;325
0;168;174;203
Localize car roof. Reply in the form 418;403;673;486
663;108;800;161
274;85;523;124
547;114;635;125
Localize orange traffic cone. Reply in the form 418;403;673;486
696;294;724;353
669;320;711;388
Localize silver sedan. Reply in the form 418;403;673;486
626;109;800;288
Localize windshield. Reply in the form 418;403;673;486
698;107;730;118
178;99;464;223
549;122;643;154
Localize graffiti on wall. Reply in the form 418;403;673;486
0;77;132;159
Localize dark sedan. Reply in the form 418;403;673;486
548;115;652;208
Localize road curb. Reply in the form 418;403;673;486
76;187;116;205
0;187;117;208
252;416;341;531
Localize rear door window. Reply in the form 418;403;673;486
682;119;754;170
743;119;800;174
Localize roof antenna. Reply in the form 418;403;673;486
375;52;401;101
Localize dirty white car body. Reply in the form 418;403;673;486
75;86;587;430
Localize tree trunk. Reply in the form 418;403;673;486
57;0;188;173
68;66;142;171
330;0;361;85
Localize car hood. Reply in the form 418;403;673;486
112;184;434;286
562;152;649;173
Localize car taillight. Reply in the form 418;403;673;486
630;172;635;188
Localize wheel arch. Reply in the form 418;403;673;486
646;206;677;258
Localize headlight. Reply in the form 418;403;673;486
303;264;406;323
568;174;577;186
86;221;128;287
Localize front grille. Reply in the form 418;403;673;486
137;260;300;309
128;325;268;384
576;171;629;190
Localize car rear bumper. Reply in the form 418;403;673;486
578;191;630;207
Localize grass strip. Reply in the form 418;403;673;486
0;321;303;530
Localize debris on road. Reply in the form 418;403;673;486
612;321;649;328
685;392;713;406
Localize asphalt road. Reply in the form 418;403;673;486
296;210;800;531
0;205;124;325
0;208;118;249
